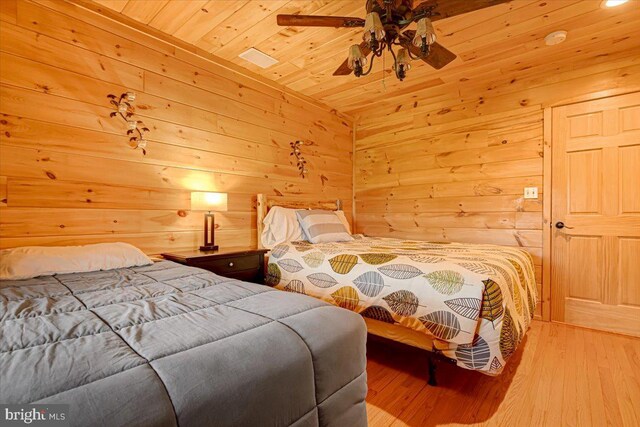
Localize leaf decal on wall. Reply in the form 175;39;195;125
378;264;423;279
383;290;419;316
329;254;359;274
444;298;482;320
499;308;517;360
352;271;385;297
277;258;303;273
490;356;503;372
382;290;418;316
425;270;465;295
284;280;305;294
359;253;397;265
361;306;395;324
481;279;504;322
270;244;289;259
307;273;338;288
331;286;359;310
302;251;325;268
455;335;491;369
265;263;281;287
419;311;461;341
409;255;445;264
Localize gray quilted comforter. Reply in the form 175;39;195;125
0;261;368;427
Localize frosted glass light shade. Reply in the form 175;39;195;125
363;12;385;42
191;192;228;212
413;18;436;47
347;44;367;69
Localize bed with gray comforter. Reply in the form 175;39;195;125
0;261;368;426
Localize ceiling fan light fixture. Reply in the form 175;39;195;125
363;12;385;43
347;44;367;71
395;48;411;81
278;0;489;81
413;18;436;47
396;48;411;70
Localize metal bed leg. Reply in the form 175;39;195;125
428;354;438;387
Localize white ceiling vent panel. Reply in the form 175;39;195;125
238;48;279;68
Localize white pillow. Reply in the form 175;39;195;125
0;243;153;281
296;210;354;244
261;206;305;249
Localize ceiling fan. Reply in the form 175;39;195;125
277;0;510;81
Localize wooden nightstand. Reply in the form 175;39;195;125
161;247;269;284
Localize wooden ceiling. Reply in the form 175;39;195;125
90;0;640;116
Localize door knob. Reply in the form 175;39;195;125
555;221;574;229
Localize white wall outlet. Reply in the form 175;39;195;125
524;187;539;199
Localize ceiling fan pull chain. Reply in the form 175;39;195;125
382;50;386;91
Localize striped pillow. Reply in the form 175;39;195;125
296;210;353;244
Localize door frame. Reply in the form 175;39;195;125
542;107;552;322
543;90;640;322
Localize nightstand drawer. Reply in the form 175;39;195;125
161;247;268;285
193;254;261;275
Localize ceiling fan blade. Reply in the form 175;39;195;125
333;59;354;76
413;0;511;22
420;42;457;69
400;32;456;70
333;42;372;76
277;14;365;27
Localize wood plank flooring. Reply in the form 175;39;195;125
365;321;640;426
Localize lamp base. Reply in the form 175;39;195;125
199;245;219;252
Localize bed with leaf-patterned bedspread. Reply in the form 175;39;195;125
266;235;537;375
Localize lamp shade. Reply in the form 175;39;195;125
347;44;366;70
191;192;228;212
363;12;385;42
413;18;436;47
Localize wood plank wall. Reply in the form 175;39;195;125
0;0;353;254
354;57;640;320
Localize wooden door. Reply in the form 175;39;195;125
551;92;640;336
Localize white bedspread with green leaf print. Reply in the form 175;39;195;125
266;235;537;375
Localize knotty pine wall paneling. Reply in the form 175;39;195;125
354;57;640;320
0;0;353;254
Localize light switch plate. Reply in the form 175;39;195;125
524;187;538;199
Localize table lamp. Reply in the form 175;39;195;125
191;192;228;251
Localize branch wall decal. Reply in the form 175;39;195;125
107;92;149;155
290;140;308;178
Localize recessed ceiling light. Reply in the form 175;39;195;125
544;30;568;46
238;48;279;68
601;0;629;7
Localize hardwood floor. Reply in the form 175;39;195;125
365;321;640;426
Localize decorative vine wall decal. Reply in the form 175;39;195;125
107;92;149;155
290;140;308;178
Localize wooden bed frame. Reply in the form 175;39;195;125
256;194;342;250
256;193;442;384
